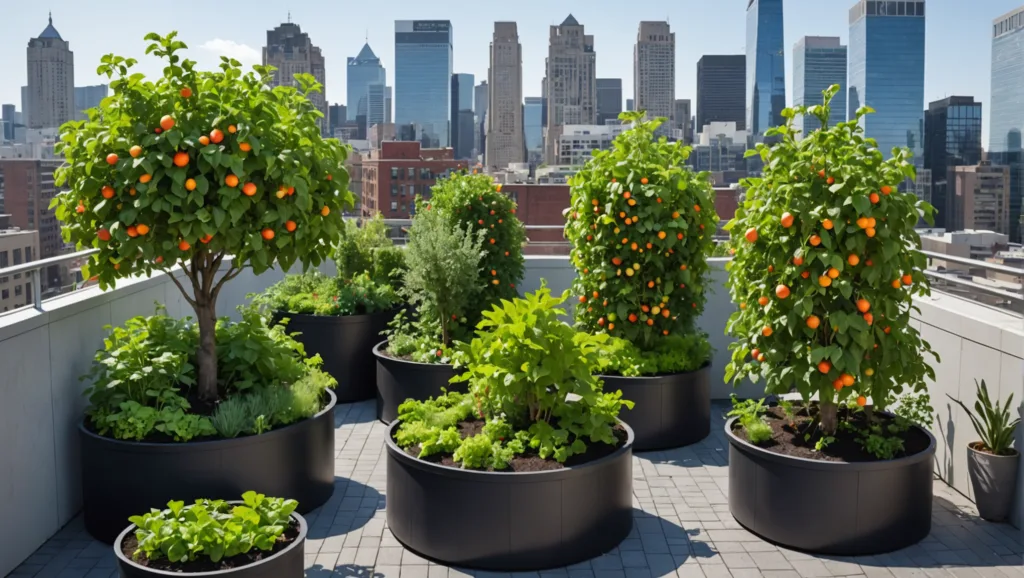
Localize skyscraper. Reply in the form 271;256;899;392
384;86;393;124
451;73;475;159
924;97;983;229
596;79;622;125
263;22;327;135
329;104;347;135
792;37;847;135
626;99;634;112
696;55;746;132
524;96;544;164
989;5;1024;242
475;81;488;161
544;15;596;164
395;20;454;148
848;0;925;161
487;22;525;170
26;14;74;129
347;43;386;125
73;85;108;121
634;21;675;137
674;99;692;143
746;0;786;140
366;83;387;132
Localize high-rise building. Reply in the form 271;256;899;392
474;81;488;161
555;125;627;166
384;86;393;124
451;73;475;159
634;21;675;137
848;0;925;162
544;15;597;164
347;43;386;125
989;5;1024;242
73;85;108;121
626;98;634;112
329;104;347;135
674;99;692;143
792;37;847;135
395;20;454;148
0;159;64;291
360;142;463;218
366;83;387;133
524;96;545;164
0;214;40;313
689;121;749;174
26;14;74;129
487;22;525;171
20;87;30;127
596;79;622;125
746;0;786;140
263;22;327;135
924;97;983;229
1;105;15;141
696;55;746;131
951;162;1012;235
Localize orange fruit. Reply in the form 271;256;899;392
751;348;761;360
863;312;874;325
155;256;164;264
225;174;239;187
870;192;880;204
762;326;773;337
228;125;237;134
261;228;275;240
242;182;257;196
661;309;670;318
793;255;804;266
745;227;758;243
848;254;860;266
841;373;855;387
139;173;153;184
658;231;666;239
200;234;213;244
178;240;191;251
867;217;877;228
97;228;111;241
136;224;150;235
76;203;86;214
101;185;115;199
579;296;588;304
623;191;631;199
160;115;175;131
694;204;701;212
827;267;839;279
758;296;770;307
129;188;137;196
902;274;913;285
780;212;794;228
806;315;820;329
680;264;688;271
127;226;139;238
180;87;192;98
173;151;189;167
857;396;867;407
822;219;834;230
801;271;810;279
819;275;832;287
672;211;680;219
775;285;790;299
809;235;821;246
646;242;653;249
678;233;684;240
892;279;902;289
129;146;143;158
276;189;287;199
757;353;766;362
210;129;224;144
856;298;871;313
321;206;331;217
199;135;210;146
628;313;638;323
106;153;119;165
239;142;251;152
881;185;892;195
185;178;197;191
834;379;844;391
818;169;826;178
597;317;606;326
827;176;835;185
631;242;638;250
818;360;832;374
641;177;649;184
647;318;655;326
612;257;622;266
647;281;655;288
856;217;869;229
866;227;876;238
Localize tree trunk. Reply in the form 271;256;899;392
819;400;838;435
195;292;218;401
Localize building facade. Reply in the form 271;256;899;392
487;22;525;171
596;78;622;125
746;0;786;141
696;55;746;131
395;20;454;149
360;141;463;218
524;97;545;164
26;15;74;129
848;0;926;161
689;122;749;173
0;214;40;312
634;22;675;138
544;15;597;164
0;159;63;291
555;124;626;166
924;97;983;229
451;73;475;160
674;99;692;143
474;81;489;163
73;85;107;121
951;162;1012;235
366;83;387;135
329;104;347;135
346;43;386;127
989;5;1024;242
792;36;847;135
263;22;327;135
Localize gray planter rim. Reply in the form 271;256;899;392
372;340;456;370
273;308;400;326
967;442;1020;458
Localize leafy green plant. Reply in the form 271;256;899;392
129;492;297;564
251;271;399;317
723;84;938;438
889;390;935;428
742;416;773;444
334;213;407;288
566;112;717;364
948;379;1020;456
600;333;711;376
53;32;352;401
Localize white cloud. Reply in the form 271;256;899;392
199;39;261;68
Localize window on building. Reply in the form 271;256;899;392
391;184;398;196
12;248;21;265
391;167;399;179
25;282;30;299
24;247;31;262
1;289;8;300
420;168;431;179
0;251;7;269
407;168;415;179
15;285;22;297
390;201;398;211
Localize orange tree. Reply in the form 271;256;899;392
566;112;718;351
418;172;526;333
724;85;937;434
52;32;352;401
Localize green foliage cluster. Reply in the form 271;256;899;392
394;286;633;470
889;389;935;428
129;492;297;564
334;213;408;290
566;112;718;357
209;370;332;438
728;396;773;444
252;271;398;317
600;333;711;377
948;379;1020;456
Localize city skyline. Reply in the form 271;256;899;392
1;0;1020;145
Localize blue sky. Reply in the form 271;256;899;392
2;0;1020;143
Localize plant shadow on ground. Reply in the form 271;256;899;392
630;401;732;468
303;477;385;540
607;509;718;577
333;398;379;426
306;563;382;577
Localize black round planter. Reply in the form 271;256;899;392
114;510;307;577
384;419;634;571
373;341;462;424
273;309;397;403
601;363;711;451
726;416;936;555
80;390;337;544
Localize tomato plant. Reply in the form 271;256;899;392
724;85;938;434
566;112;718;352
53;32;352;401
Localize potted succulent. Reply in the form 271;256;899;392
115;492;306;577
53;33;348;542
723;85;939;555
948;380;1020;522
384;286;634;571
252;214;404;402
565;112;718;451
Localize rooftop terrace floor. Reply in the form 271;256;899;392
10;401;1022;578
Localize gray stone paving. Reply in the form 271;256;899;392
10;401;1022;578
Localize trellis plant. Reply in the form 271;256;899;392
724;85;937;436
53;32;352;401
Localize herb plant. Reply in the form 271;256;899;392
252;271;399;317
948;379;1020;456
600;333;712;377
334;213;407;289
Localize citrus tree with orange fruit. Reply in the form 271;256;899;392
52;32;352;401
724;85;937;435
566;112;718;363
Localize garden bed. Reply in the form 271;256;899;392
602;362;710;451
373;341;460;424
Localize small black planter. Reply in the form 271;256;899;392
601;363;711;451
726;416;936;555
114;511;307;577
80;390;336;544
273;309;397;403
373;341;462;424
384;419;634;571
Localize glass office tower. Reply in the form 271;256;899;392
347;44;386;122
990;6;1024;241
524;96;544;163
924;97;983;229
792;37;847;135
395;20;453;148
746;0;786;140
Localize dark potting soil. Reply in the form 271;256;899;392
401;419;628;472
120;519;299;572
379;347;450;365
731;404;931;463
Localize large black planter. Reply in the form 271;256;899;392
80;390;337;544
726;416;936;555
384;419;634;571
601;363;710;451
114;511;307;577
273;309;397;403
373;341;462;424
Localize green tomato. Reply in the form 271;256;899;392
608;313;617;322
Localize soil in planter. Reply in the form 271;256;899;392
401;420;628;472
731;404;930;463
120;520;300;572
379;346;451;364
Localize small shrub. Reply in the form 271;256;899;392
252;271;399;317
334;213;407;288
600;333;711;376
948;379;1020;456
742;416;774;444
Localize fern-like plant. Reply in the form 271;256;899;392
948;380;1020;456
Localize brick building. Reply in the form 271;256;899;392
501;184;570;254
0;159;63;291
360;142;464;218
